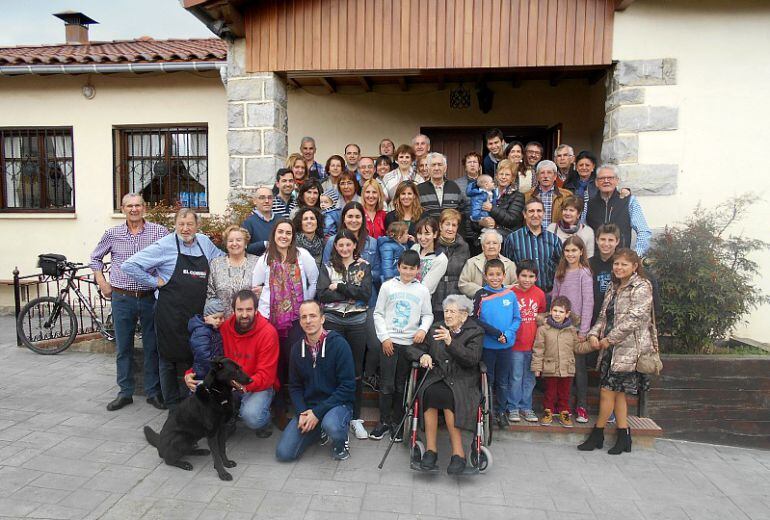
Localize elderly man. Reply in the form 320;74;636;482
458;229;517;298
300;137;325;180
272;168;297;218
586;164;652;256
417;152;467;220
412;134;431;164
358;156;388;202
276;300;355;462
91;193;169;411
482;128;506;176
554;144;576;188
525;160;573;230
344;143;361;175
502;199;562;293
241;186;278;256
122;208;224;408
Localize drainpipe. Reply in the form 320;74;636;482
0;61;225;76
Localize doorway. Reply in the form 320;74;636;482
423;125;562;180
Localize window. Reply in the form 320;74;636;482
113;125;209;211
0;128;75;211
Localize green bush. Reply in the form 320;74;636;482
647;195;769;353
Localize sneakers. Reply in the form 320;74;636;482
332;438;350;461
522;410;539;423
575;407;589;424
350;419;368;440
558;411;574;428
320;429;329;446
541;409;553;426
507;410;521;423
368;422;391;440
390;427;403;443
496;412;510;429
447;455;467;475
420;450;438;471
608;412;616;424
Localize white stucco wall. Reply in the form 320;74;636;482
0;72;227;307
614;0;770;341
287;79;606;164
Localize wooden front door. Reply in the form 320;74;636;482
424;125;562;180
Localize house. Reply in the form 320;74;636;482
0;13;228;310
182;0;770;341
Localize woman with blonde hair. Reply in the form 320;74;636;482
286;153;308;189
361;178;387;239
207;225;259;319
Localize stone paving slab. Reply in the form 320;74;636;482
1;333;769;520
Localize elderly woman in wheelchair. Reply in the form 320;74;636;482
404;294;492;475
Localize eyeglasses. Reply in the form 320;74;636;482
257;195;274;201
596;176;617;182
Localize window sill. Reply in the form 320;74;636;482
110;213;212;219
0;213;76;220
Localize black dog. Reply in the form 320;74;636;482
144;357;251;481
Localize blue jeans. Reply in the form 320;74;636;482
239;388;275;430
275;405;352;462
482;348;513;415
508;350;536;412
111;292;161;398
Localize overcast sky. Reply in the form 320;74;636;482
0;1;213;46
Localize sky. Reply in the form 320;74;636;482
0;1;214;46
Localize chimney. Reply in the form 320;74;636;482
53;11;99;45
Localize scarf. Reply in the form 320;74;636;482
557;220;580;235
547;316;573;330
296;232;323;259
268;260;303;337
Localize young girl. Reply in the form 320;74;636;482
410;217;448;295
546;196;595;258
550;235;594;423
378;221;410;283
317;230;373;440
531;296;592;428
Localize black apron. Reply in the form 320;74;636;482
155;236;209;364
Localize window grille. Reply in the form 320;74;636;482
0;127;75;211
113;125;208;211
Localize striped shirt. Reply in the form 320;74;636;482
272;194;297;219
502;226;563;292
89;221;169;291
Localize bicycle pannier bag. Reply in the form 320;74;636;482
38;254;67;277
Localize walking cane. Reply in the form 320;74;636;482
377;365;432;470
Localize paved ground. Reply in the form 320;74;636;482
1;320;769;520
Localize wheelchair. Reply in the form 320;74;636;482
402;361;494;474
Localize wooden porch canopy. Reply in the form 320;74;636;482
185;0;635;80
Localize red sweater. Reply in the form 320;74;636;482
512;285;546;351
365;210;387;239
219;314;280;393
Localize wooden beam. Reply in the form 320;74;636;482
319;77;336;93
398;76;409;92
219;4;245;38
286;77;300;88
587;70;606;85
437;75;446;91
615;0;636;11
357;76;372;92
549;72;565;87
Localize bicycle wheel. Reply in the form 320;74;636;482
17;296;78;355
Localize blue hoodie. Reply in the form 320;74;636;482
187;315;224;379
377;235;407;284
288;330;356;419
466;180;498;222
472;285;522;350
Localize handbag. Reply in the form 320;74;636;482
636;300;663;375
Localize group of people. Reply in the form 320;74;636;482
90;128;660;472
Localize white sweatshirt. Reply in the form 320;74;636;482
373;277;434;345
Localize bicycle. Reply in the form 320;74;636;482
16;254;115;355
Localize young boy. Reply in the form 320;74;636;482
472;258;522;428
378;221;410;283
187;298;225;381
467;174;498;222
531;296;593;428
372;250;434;441
508;260;546;423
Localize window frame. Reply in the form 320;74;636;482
112;124;210;212
0;126;76;213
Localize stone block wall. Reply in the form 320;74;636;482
225;39;288;197
602;59;679;196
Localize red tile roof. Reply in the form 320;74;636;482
0;38;226;66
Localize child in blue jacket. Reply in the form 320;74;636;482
472;258;521;427
377;221;410;284
187;298;225;380
466;174;497;222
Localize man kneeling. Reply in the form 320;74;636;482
276;300;356;461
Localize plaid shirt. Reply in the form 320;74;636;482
537;186;556;230
90;221;169;291
503;226;563;292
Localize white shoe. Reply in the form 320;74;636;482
350;419;368;440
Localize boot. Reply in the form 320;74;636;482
608;427;632;454
577;426;604;451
